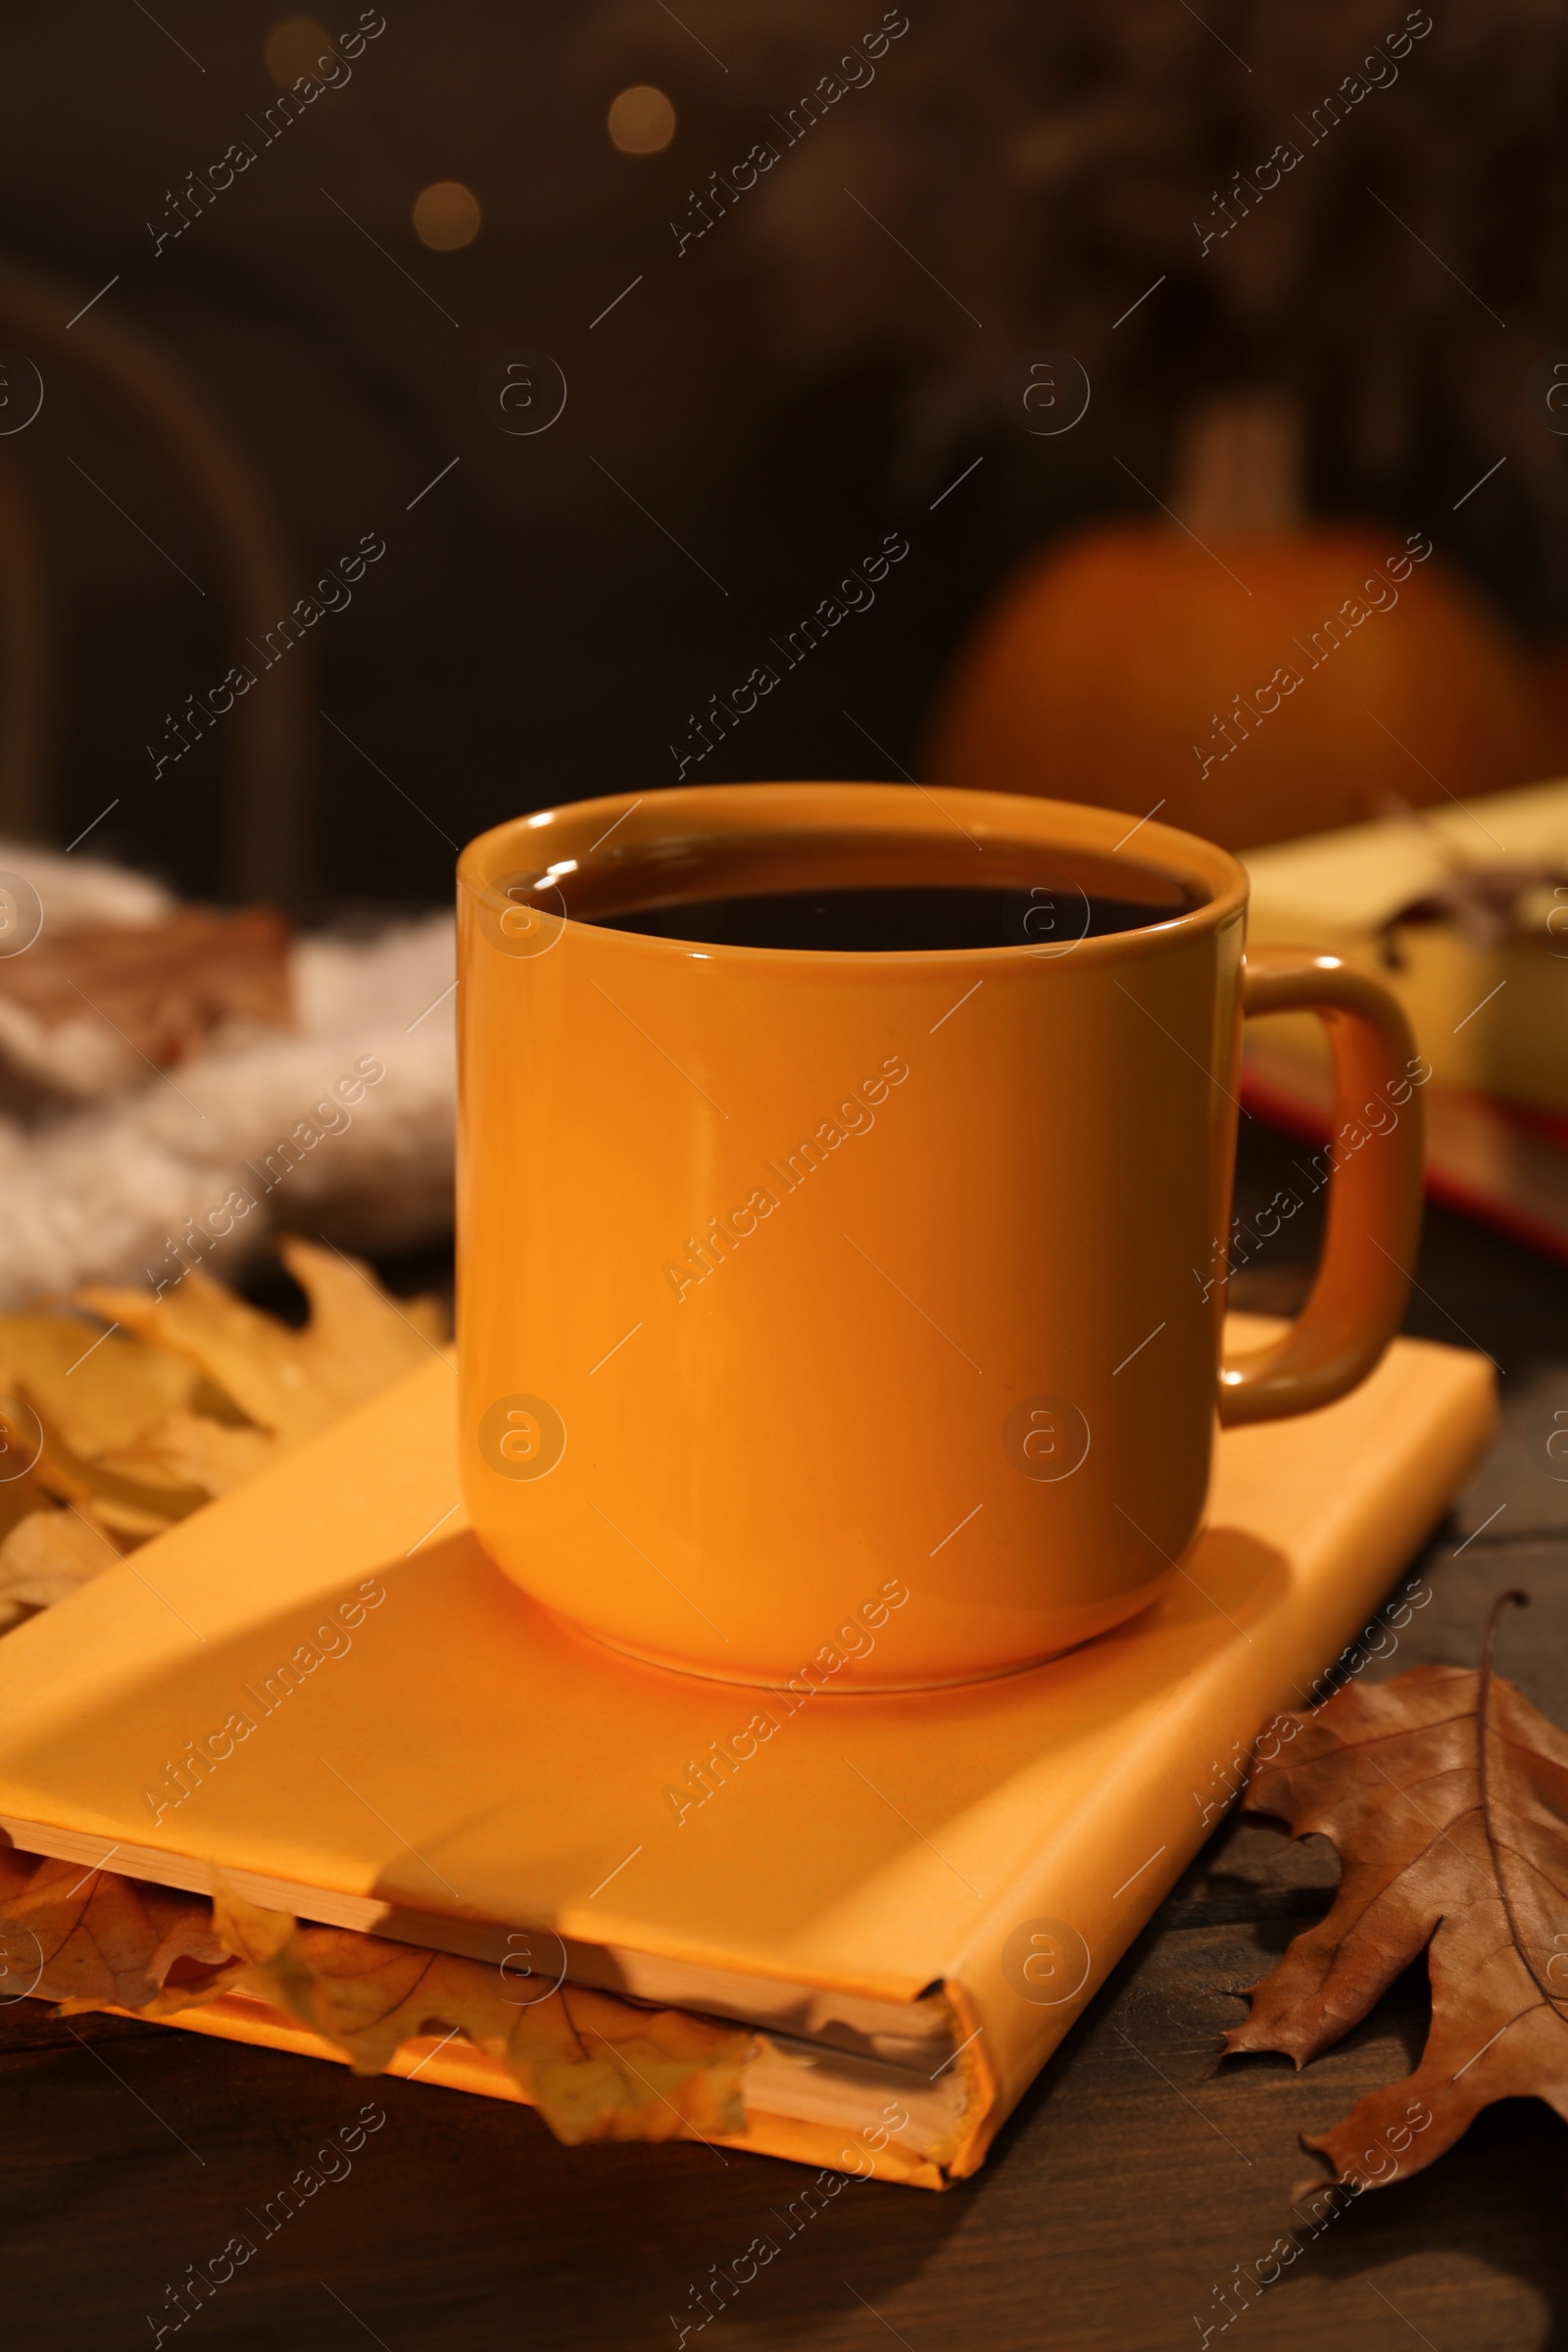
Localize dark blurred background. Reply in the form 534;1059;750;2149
4;0;1568;910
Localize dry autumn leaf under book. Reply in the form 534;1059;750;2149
1227;1592;1568;2190
0;1238;755;2146
0;1853;753;2148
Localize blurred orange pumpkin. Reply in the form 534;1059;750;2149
925;395;1554;851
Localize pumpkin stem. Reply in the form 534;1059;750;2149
1170;388;1306;536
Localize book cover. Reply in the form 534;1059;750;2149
0;1317;1495;2185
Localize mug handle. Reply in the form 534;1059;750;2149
1217;947;1425;1428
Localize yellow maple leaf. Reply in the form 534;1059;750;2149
0;1313;207;1456
100;1410;280;1497
80;1237;444;1447
0;1502;126;1632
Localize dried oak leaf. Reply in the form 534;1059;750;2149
210;1885;755;2148
1225;1594;1568;2187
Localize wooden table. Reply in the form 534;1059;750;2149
7;1116;1567;2351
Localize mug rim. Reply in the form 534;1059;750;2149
456;781;1249;963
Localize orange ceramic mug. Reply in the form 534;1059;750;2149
456;783;1422;1690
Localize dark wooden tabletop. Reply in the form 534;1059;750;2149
7;1112;1568;2352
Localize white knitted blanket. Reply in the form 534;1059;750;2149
0;843;455;1305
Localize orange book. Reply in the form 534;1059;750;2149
0;1317;1494;2188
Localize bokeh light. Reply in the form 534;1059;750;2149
413;180;482;251
263;17;332;85
608;85;676;155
